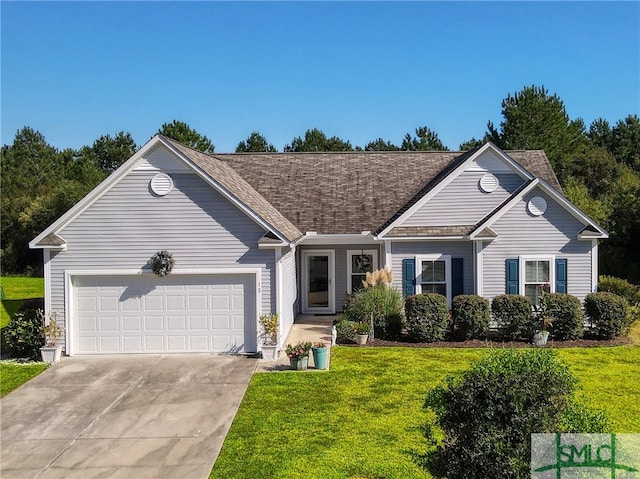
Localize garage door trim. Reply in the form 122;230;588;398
65;268;262;356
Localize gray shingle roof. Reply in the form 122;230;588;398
386;226;476;237
161;138;562;238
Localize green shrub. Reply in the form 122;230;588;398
451;295;490;340
542;293;583;340
584;292;630;339
405;293;449;342
491;294;534;341
2;299;46;359
423;349;609;479
334;318;356;344
342;285;404;340
598;275;640;305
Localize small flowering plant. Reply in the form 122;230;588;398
313;341;326;349
285;341;312;360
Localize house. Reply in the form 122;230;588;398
30;135;608;355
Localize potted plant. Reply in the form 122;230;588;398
533;298;552;346
312;341;328;370
285;341;312;370
40;310;62;364
259;313;279;361
355;322;369;345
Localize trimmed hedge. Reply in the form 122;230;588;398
451;295;490;340
405;293;449;343
423;349;609;479
543;293;583;340
492;294;534;341
584;292;630;339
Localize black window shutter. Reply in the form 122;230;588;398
556;258;568;293
452;258;464;297
402;258;416;297
505;258;519;294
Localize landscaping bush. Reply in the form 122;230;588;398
423;349;609;479
451;295;490;340
405;293;449;342
542;293;584;340
491;294;534;341
2;299;45;359
334;318;357;344
584;292;630;339
598;275;640;305
342;285;404;340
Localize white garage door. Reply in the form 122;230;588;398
73;274;257;354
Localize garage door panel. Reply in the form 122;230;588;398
74;274;256;354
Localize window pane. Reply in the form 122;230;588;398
352;254;373;274
525;261;538;282
352;274;366;293
433;261;446;282
422;283;447;296
525;284;539;305
540;261;550;282
422;261;435;282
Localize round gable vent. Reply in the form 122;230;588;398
527;196;547;216
479;174;499;193
150;173;173;196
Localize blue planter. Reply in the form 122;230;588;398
312;347;328;370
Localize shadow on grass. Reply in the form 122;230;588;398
1;299;24;329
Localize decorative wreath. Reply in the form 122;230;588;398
148;250;175;277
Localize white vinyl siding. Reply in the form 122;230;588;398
279;247;297;342
482;189;593;302
402;172;524;227
49;162;274;352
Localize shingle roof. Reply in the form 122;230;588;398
160;138;562;238
386;226;476;237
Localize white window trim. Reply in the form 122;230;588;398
347;249;379;294
519;255;556;299
415;255;452;304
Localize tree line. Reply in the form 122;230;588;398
2;86;639;283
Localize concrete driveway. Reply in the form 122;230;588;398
0;354;257;478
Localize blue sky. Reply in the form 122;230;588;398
2;1;639;152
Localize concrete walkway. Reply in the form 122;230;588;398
0;354;257;479
256;315;336;372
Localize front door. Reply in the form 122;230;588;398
302;250;335;314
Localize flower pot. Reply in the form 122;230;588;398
533;331;550;346
289;356;308;370
261;344;278;361
312;346;328;370
40;345;62;364
356;334;368;346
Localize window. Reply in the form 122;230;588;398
347;250;378;294
520;257;554;305
416;255;451;302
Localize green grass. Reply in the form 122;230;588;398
211;346;640;479
0;361;48;397
0;277;44;328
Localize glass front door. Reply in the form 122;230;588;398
303;250;335;313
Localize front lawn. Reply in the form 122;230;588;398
0;276;44;328
211;346;640;479
0;361;48;397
